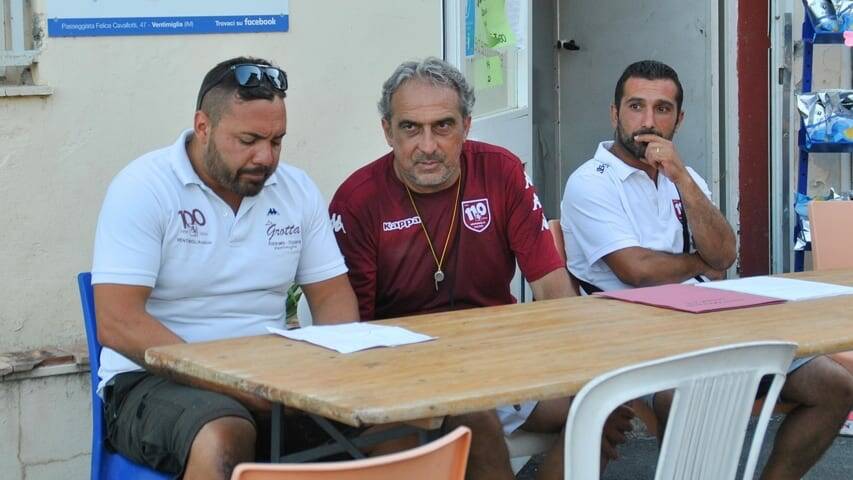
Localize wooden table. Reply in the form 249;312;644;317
145;270;853;437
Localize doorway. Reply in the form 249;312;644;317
532;0;724;220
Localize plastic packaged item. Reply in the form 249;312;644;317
833;1;853;30
797;90;853;148
806;0;841;31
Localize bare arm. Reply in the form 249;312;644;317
530;268;577;300
96;283;272;410
301;273;360;325
637;134;737;271
603;247;721;288
674;175;736;270
94;284;183;367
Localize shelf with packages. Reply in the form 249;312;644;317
794;3;853;271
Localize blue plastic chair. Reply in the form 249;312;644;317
77;272;171;480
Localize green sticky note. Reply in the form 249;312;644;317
474;56;504;89
477;0;516;50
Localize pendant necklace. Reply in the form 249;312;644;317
405;179;462;291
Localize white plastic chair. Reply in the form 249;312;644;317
564;341;797;480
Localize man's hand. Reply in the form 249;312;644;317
702;267;727;281
601;404;635;462
635;133;689;186
694;252;727;280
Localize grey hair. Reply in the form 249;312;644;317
378;57;476;121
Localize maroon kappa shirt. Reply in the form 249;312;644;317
329;141;563;320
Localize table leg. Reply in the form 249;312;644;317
271;403;284;463
308;414;366;459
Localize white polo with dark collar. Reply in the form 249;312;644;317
560;140;712;293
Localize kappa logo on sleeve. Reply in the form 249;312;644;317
330;213;346;234
462;198;492;233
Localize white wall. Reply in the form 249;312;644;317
1;0;442;353
1;2;441;478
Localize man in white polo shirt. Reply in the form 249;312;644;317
91;57;359;480
561;60;853;480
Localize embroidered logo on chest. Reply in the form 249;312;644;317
672;199;684;222
266;221;302;252
461;198;492;233
176;208;212;245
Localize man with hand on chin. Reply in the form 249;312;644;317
561;60;853;480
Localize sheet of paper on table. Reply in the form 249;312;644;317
597;283;785;313
267;323;436;354
696;276;853;302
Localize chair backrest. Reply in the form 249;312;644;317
77;272;170;480
231;426;471;480
547;219;579;294
78;272;107;477
564;341;796;480
808;200;853;270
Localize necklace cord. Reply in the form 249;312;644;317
405;178;462;273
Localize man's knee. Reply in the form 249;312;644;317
522;396;572;433
189;417;256;474
784;356;853;408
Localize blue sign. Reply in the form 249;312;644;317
465;0;476;57
46;0;289;37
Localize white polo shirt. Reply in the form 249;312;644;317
92;129;347;394
560;141;712;292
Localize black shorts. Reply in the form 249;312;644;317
103;371;254;477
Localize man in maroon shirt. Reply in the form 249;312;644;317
330;57;629;480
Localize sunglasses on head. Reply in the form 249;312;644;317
196;63;288;110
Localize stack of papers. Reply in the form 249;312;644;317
598;276;853;313
696;276;853;301
267;323;435;354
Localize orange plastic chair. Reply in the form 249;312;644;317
809;200;853;270
807;200;853;383
230;426;471;480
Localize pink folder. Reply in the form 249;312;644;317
596;284;786;313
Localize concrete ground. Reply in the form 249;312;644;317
517;415;853;479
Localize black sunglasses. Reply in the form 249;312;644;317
196;63;288;110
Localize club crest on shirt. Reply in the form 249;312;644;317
672;199;684;222
176;208;211;245
461;198;492;233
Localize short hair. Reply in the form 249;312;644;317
196;56;286;123
378;57;475;121
614;60;684;113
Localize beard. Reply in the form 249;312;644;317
203;140;271;197
404;151;455;189
614;118;674;160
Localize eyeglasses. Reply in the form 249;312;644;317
196;63;288;110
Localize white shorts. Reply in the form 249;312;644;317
496;401;538;434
